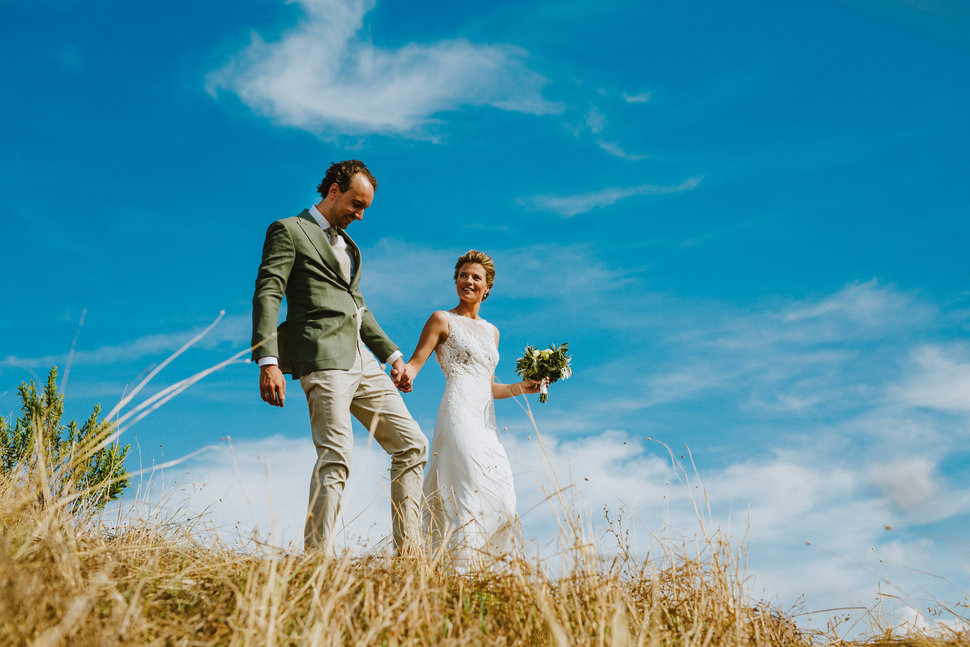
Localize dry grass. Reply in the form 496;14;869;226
3;472;966;647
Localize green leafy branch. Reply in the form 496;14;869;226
0;367;130;514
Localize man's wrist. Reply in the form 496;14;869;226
386;350;403;366
258;357;279;368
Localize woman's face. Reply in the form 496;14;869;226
456;262;488;304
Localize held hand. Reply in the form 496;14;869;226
391;358;413;393
259;364;286;407
517;377;548;395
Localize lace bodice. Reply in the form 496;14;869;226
435;311;499;384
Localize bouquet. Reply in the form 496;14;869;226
513;343;572;403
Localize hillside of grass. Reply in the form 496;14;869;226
4;472;967;646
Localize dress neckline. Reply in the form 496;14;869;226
446;310;489;325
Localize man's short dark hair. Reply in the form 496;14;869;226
317;160;378;197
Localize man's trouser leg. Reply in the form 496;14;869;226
351;351;428;555
300;359;361;555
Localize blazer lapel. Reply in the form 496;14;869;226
294;212;348;286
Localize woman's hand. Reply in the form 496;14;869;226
494;377;549;399
513;377;548;396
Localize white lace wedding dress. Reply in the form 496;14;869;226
424;311;516;563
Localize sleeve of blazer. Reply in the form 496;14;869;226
359;307;399;363
252;221;295;362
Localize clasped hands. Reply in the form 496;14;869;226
391;358;414;393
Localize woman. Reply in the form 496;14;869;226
404;250;544;564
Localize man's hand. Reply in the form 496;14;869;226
259;364;286;407
390;358;413;393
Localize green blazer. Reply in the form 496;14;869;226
251;210;398;378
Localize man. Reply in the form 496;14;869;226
251;160;427;556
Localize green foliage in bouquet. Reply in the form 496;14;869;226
513;343;572;403
0;367;130;514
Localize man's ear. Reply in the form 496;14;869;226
328;182;340;198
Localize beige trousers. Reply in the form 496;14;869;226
299;347;427;556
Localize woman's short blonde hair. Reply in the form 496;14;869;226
454;250;495;299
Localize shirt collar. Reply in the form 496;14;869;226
308;204;334;231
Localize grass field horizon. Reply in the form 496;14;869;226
4;444;968;646
4;353;968;645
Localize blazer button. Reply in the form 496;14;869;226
353;313;357;318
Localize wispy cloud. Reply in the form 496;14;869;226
622;91;650;103
582;107;647;160
0;314;250;370
359;239;632;315
634;280;930;409
206;0;560;137
358;240;457;310
781;279;925;330
518;177;702;218
891;344;970;413
595;140;648;161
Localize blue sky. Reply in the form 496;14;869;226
2;0;969;634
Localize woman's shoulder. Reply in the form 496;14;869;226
426;310;452;332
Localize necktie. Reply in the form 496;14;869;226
327;226;352;283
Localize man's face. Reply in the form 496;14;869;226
327;173;374;229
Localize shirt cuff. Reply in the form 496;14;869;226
385;350;403;365
258;356;279;367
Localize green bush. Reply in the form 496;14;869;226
1;367;129;512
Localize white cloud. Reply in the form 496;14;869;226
125;434;395;550
714;280;927;350
595;140;648;160
891;345;970;413
781;279;925;331
129;425;968;633
589;280;970;607
206;0;560;137
635;280;929;409
128;430;679;557
622;91;651;103
579;95;650;159
867;458;937;511
517;177;701;218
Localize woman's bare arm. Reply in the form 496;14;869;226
405;311;450;378
488;324;544;399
